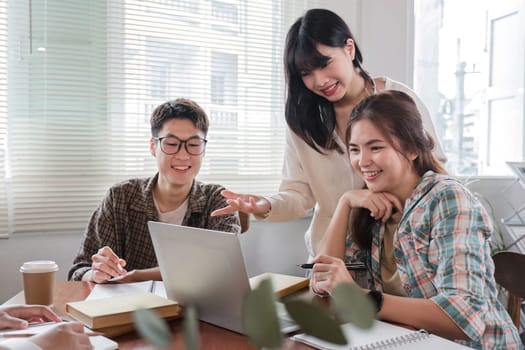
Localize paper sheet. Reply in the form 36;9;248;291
86;280;167;300
0;322;118;350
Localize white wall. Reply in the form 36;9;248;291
320;0;414;85
0;233;82;303
359;0;414;85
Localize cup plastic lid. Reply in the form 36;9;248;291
20;260;59;273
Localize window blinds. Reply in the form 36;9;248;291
0;1;6;236
2;0;316;236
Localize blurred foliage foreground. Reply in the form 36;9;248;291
133;278;376;349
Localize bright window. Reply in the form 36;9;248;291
414;0;525;176
1;0;317;237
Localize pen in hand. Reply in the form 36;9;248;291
298;262;367;271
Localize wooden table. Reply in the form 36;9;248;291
4;281;314;350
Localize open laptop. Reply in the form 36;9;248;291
147;221;299;334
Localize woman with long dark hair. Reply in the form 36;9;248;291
212;8;444;258
310;91;520;349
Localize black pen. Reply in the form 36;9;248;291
298;262;367;271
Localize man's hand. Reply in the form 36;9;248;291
85;246;127;283
105;267;162;283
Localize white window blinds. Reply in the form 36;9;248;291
0;1;6;236
2;0;317;237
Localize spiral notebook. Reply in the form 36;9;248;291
291;319;473;349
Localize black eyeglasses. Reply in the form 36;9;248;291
154;135;208;156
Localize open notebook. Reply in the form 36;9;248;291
292;319;473;350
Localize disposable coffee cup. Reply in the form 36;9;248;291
20;260;59;305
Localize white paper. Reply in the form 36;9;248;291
86;280;166;300
0;322;117;350
151;280;167;298
88;335;119;350
292;320;413;350
292;320;473;350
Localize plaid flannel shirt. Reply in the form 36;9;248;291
345;171;522;349
68;174;240;281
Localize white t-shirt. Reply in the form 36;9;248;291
154;196;189;225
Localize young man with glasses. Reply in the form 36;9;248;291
68;98;240;283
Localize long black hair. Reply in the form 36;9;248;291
284;8;374;154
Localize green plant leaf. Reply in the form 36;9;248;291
133;308;172;349
183;305;200;350
285;299;347;345
331;283;375;329
242;278;283;348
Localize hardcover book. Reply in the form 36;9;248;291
66;292;181;330
249;272;310;298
